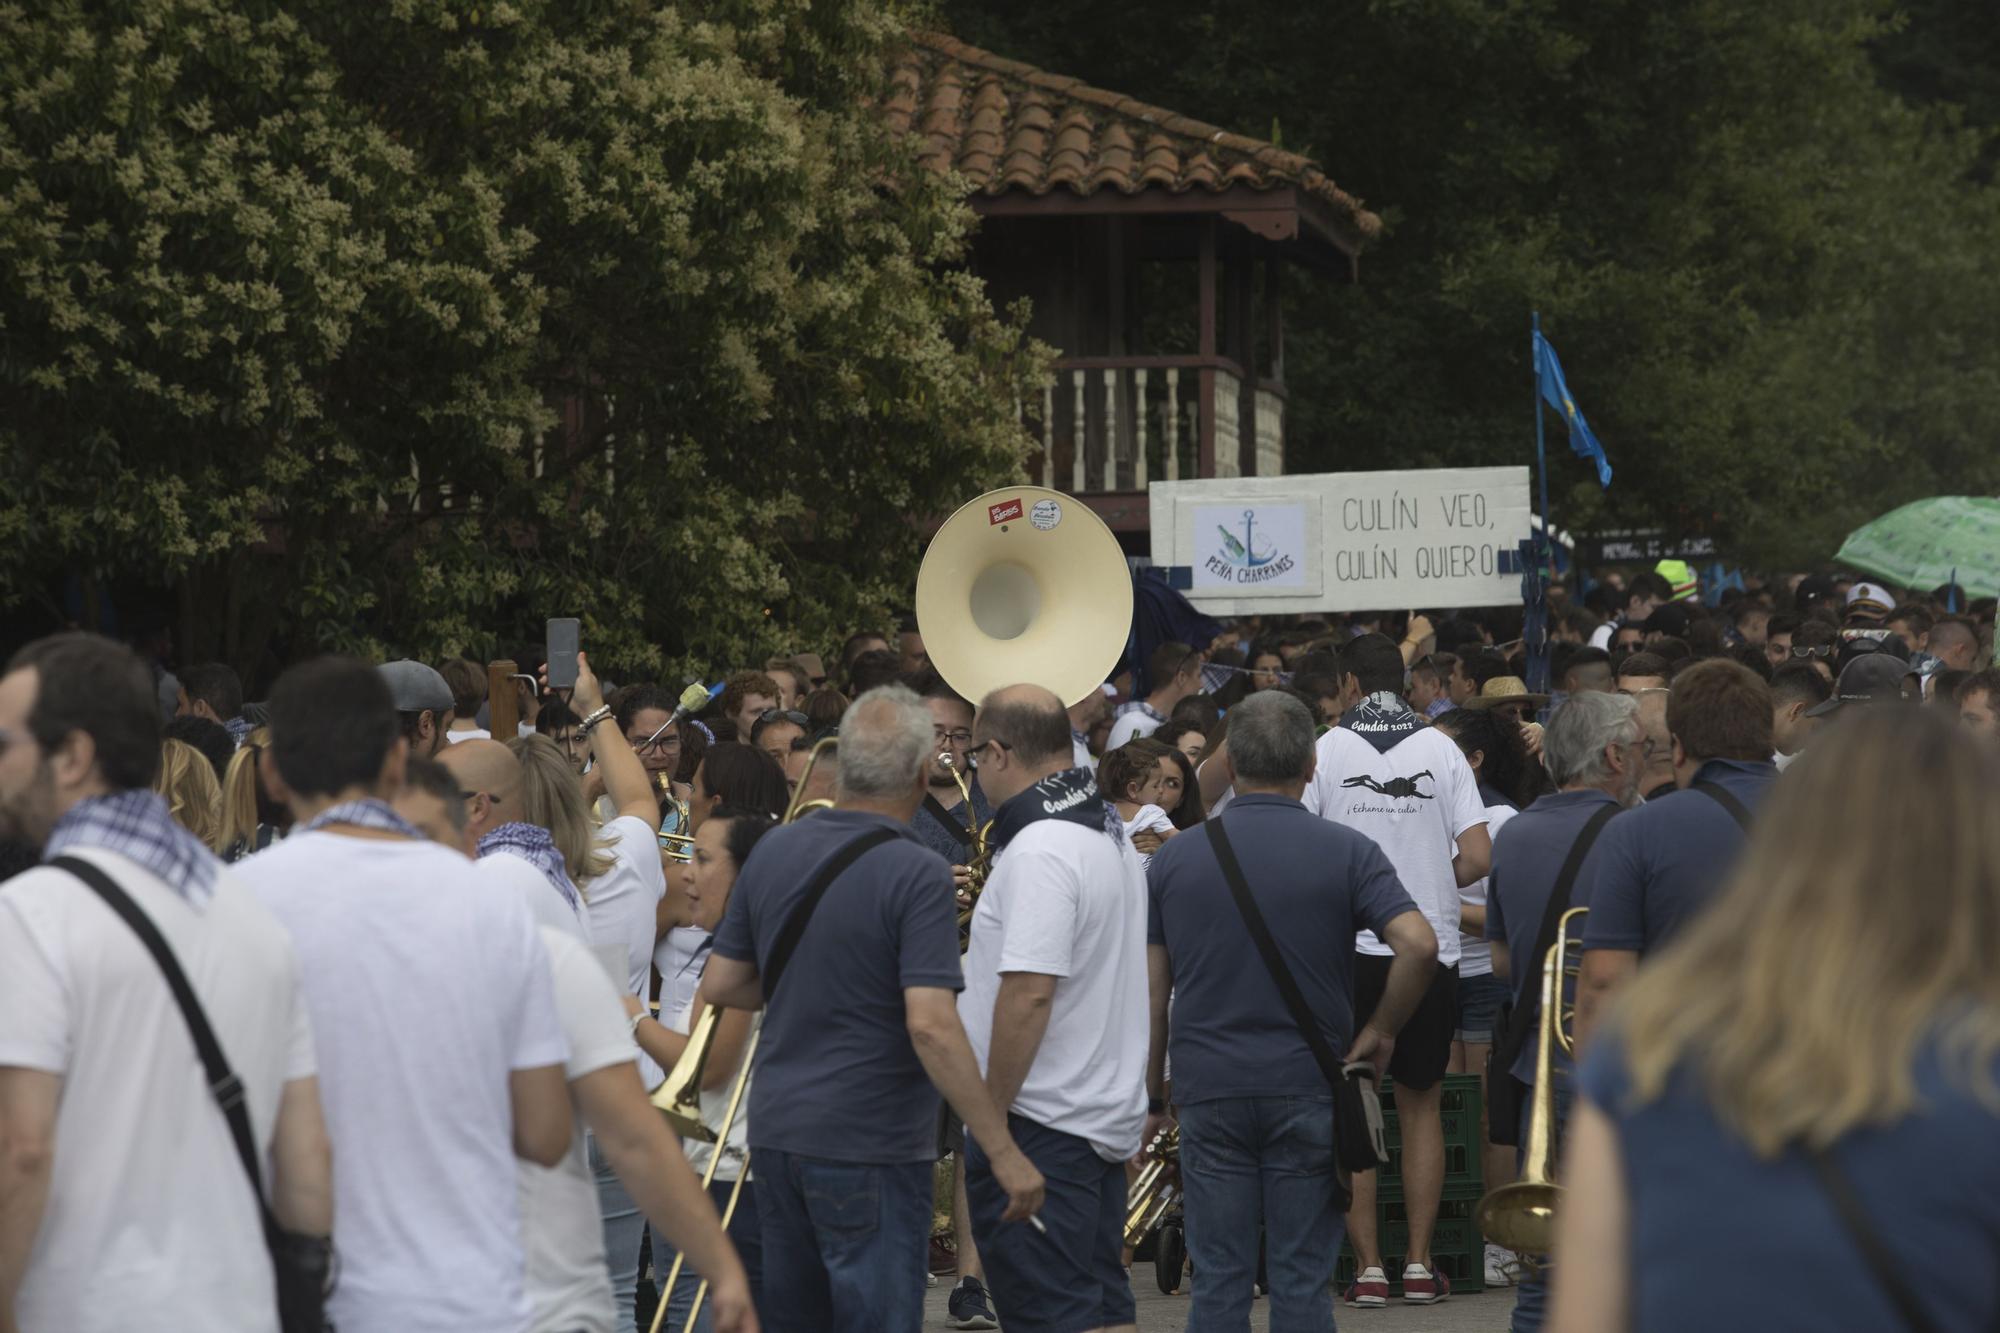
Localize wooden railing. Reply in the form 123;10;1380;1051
1024;356;1285;493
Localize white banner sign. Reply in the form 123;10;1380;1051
1148;467;1532;614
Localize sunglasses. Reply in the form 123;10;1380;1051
757;708;811;728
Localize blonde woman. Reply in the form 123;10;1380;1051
1550;707;2000;1332
152;738;223;851
508;733;615;901
217;726;287;861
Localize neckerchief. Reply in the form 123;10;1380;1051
301;798;426;840
989;765;1125;852
478;821;579;910
44;790;221;906
1113;699;1167;724
1339;690;1424;754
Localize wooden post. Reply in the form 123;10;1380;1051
487;660;520;741
1197;218;1217;479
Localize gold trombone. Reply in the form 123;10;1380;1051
649;738;839;1332
1475;906;1587;1257
1122;1123;1181;1249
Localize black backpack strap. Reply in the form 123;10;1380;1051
1807;1147;1942;1333
50;856;277;1225
921;793;973;850
761;828;900;1001
1207;817;1344;1087
1491;801;1620;1071
1691;780;1754;832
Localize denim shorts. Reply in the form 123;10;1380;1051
1455;970;1510;1043
965;1114;1135;1333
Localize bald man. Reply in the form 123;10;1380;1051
441;738;589;939
958;683;1149;1333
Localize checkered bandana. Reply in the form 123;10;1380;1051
44;790;221;906
478;821;579;911
300;799;426;840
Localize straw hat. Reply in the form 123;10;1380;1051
1465;676;1549;710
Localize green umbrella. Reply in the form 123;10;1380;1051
1835;496;2000;603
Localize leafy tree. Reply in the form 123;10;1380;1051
0;0;1047;683
941;0;2000;569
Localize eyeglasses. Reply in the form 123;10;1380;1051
963;738;1012;770
628;723;683;756
932;726;973;746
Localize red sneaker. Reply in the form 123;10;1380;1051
1402;1262;1451;1304
1343;1266;1388;1308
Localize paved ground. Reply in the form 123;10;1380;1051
924;1264;1514;1330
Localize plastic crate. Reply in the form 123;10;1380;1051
1335;1192;1486;1294
1376;1075;1485;1202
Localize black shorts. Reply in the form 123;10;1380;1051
1353;952;1459;1092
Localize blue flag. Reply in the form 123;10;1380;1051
1532;329;1613;488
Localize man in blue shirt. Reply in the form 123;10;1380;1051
1576;659;1776;1047
1484;690;1644;1331
1148;690;1436;1333
704;684;1043;1333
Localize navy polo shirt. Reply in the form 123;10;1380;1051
1485;788;1623;1084
712;809;963;1164
1146;793;1417;1105
1580;759;1776;956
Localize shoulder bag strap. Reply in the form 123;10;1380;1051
1807;1147;1942;1333
921;793;974;850
1691;779;1754;832
1492;802;1621;1067
1206;817;1345;1088
50;856;278;1230
761;828;900;1001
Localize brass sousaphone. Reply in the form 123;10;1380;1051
916;486;1133;710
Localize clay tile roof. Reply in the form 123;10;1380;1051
888;32;1381;250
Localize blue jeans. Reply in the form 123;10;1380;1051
652;1177;765;1333
1511;1074;1575;1333
1179;1096;1345;1333
753;1147;931;1333
965;1114;1135;1333
588;1133;645;1329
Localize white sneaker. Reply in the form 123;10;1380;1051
1485;1242;1517;1288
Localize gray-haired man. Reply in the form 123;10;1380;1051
1148;690;1437;1333
1484;690;1644;1332
703;684;1043;1333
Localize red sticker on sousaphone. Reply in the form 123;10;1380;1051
987;498;1024;525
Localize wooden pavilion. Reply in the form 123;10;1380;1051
886;33;1382;535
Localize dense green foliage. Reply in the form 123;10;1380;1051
0;0;1047;680
943;0;2000;567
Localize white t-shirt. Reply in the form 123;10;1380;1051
0;851;315;1333
480;849;590;944
1588;622;1615;650
653;925;712;1032
958;820;1149;1161
1120;803;1175;870
237;832;568;1333
1457;802;1517;978
583;815;668;1000
1072;734;1094;770
1106;708;1165;751
449;727;493;744
521;927;640;1333
1304;726;1488;967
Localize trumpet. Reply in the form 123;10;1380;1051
1475;906;1586;1258
650;738;838;1332
656;771;693;862
937;750;991;932
1123;1124;1181;1249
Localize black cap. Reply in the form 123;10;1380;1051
1643;602;1692;639
1806;653;1912;717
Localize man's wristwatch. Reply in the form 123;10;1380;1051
1147;1096;1166;1115
579;704;614;734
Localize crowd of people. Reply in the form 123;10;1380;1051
1;559;1997;1333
